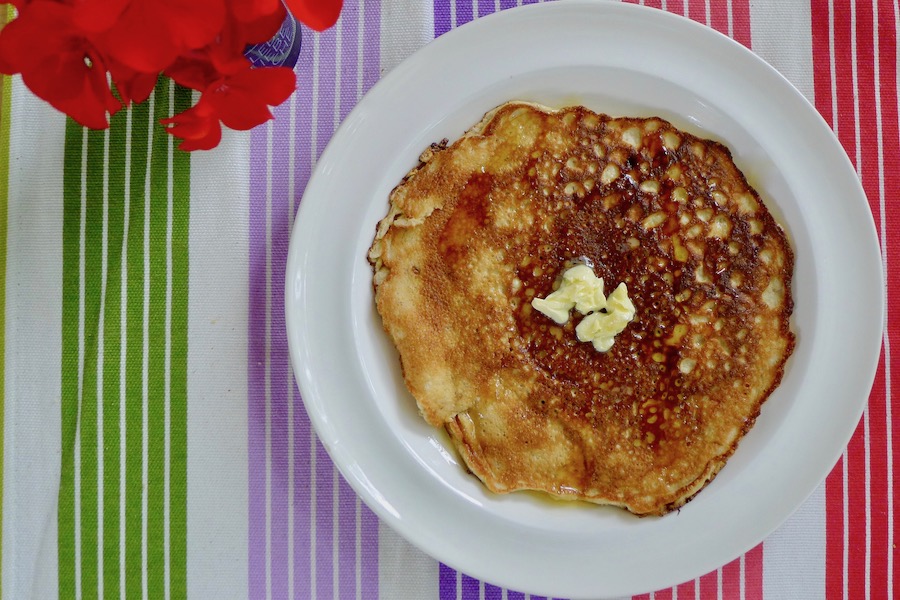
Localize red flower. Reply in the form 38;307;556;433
284;0;344;31
89;0;227;73
161;65;295;151
0;0;343;150
0;1;121;129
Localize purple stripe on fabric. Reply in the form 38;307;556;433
338;477;357;597
340;0;360;121
500;0;518;10
357;2;383;598
315;25;338;167
434;0;453;36
249;1;387;598
293;380;312;600
315;437;335;600
293;34;314;212
248;122;269;600
362;0;381;93
440;564;457;597
484;582;503;600
523;0;540;5
478;0;493;17
269;97;293;600
361;500;379;600
291;24;315;600
456;0;474;25
506;591;526;600
461;574;480;600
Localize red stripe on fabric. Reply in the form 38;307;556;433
709;0;728;36
855;2;895;598
855;0;883;234
831;0;856;154
868;355;889;600
644;0;664;9
632;594;651;600
699;571;717;599
667;0;685;15
811;0;836;127
686;0;706;23
826;459;845;599
721;557;740;599
840;2;892;600
826;1;868;592
744;544;764;600
676;579;696;598
847;423;868;600
811;1;843;598
731;0;752;47
851;0;880;592
654;589;673;600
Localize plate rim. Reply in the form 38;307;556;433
285;2;884;597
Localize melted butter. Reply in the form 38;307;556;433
531;264;635;352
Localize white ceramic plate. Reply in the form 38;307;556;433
285;2;883;597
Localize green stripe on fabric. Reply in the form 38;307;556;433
59;119;84;600
60;78;191;600
0;6;13;592
147;77;170;600
80;126;105;599
169;83;191;599
103;108;127;600
125;96;149;600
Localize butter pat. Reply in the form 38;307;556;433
531;264;606;324
574;283;636;351
531;265;635;352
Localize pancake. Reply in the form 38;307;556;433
368;102;795;516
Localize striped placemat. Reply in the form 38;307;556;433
0;1;894;598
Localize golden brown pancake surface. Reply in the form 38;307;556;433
368;102;795;516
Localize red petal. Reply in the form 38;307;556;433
25;52;119;129
283;0;343;31
165;55;221;91
109;61;158;105
234;2;287;45
229;0;282;23
94;11;181;73
0;14;30;74
174;128;222;151
95;0;227;72
72;0;130;34
161;100;222;151
161;0;227;51
0;2;120;128
230;66;296;104
206;66;295;130
0;2;74;74
211;89;274;130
